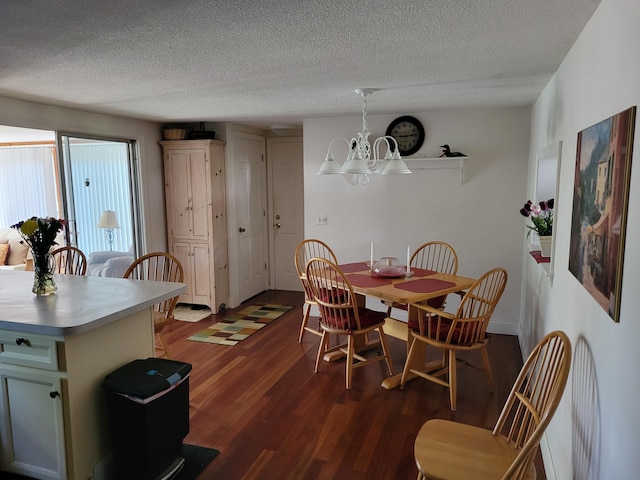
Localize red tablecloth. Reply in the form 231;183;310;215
394;278;456;293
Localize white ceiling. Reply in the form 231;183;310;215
0;0;600;128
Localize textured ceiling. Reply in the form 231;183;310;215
0;0;600;128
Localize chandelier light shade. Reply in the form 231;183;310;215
317;88;412;184
97;209;120;250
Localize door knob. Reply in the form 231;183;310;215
239;227;246;233
274;223;281;229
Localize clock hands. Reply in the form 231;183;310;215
397;133;418;137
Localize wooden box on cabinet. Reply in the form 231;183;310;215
160;140;229;312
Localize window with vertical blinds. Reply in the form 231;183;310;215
0;141;136;256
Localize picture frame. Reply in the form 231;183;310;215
568;106;636;322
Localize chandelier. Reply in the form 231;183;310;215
317;88;411;186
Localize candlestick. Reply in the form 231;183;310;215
370;241;374;268
406;246;410;274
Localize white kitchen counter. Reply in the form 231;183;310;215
0;270;185;335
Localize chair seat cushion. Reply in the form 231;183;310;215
408;315;459;343
318;287;347;303
325;307;385;331
357;308;386;328
409;316;487;346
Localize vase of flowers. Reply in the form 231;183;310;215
520;199;554;257
11;217;66;295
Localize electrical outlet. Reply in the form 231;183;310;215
316;214;327;225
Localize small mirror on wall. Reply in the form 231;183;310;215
534;140;562;284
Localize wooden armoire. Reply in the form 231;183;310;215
160;140;228;312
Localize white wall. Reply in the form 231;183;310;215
303;106;531;334
0;96;167;252
526;0;640;478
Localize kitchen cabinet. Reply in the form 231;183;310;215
0;331;65;479
0;271;185;480
161;140;228;311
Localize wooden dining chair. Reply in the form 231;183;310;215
306;257;393;389
401;267;507;410
414;330;572;480
51;246;87;275
384;241;458;350
294;239;339;342
124;252;184;359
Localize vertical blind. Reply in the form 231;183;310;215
67;142;133;254
0;146;59;226
0;142;134;255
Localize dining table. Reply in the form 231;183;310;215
336;261;477;389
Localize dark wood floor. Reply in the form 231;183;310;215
164;290;545;480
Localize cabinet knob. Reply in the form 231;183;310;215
239;227;246;233
49;391;60;399
274;223;281;229
15;338;27;346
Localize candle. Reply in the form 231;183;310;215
370;241;374;267
406;246;411;274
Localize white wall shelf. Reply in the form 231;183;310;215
404;156;470;184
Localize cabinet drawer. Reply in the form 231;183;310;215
0;332;59;371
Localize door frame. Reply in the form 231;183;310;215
56;132;143;257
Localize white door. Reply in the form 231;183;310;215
232;132;268;302
267;137;304;291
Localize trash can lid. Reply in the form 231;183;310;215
102;358;193;399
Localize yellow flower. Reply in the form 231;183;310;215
20;219;38;237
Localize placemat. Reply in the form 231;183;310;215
412;267;437;277
346;274;393;287
339;262;370;273
394;278;456;293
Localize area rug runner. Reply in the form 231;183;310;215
187;304;293;346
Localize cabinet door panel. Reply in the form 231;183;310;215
191;243;212;306
0;369;66;479
189;150;210;240
171;242;193;304
165;151;192;239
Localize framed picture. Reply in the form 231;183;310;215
568;106;636;322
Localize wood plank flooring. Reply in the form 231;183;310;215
164;290;545;480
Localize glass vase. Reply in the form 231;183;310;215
32;251;57;296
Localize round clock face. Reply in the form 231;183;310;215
385;116;425;156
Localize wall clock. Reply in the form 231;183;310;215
385;115;425;156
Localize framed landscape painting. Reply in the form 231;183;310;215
568;106;636;322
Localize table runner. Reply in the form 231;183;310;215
394;278;456;293
346;274;393;287
339;262;371;273
411;268;437;277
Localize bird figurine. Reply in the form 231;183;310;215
439;144;466;157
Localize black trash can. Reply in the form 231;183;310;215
102;358;192;480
